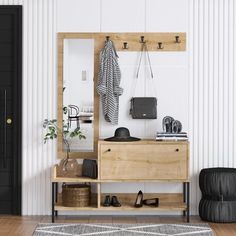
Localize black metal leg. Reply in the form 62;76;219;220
52;182;55;223
55;183;58;217
186;182;190;222
183;182;186;217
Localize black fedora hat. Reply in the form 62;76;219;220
104;127;140;142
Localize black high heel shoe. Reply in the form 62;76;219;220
134;190;143;208
143;198;159;207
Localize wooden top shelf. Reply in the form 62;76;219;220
52;176;99;183
52;177;190;183
52;166;190;183
98;140;189;145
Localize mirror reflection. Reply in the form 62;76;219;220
63;39;94;152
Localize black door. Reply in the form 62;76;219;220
0;6;22;214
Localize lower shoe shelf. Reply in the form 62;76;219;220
55;204;97;211
54;192;187;211
55;202;187;211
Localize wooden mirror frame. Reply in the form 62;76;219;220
57;33;100;159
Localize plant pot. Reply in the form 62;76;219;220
58;158;79;177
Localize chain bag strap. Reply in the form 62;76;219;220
136;42;153;79
130;42;157;119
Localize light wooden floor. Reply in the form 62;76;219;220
0;215;235;236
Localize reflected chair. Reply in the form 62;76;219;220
67;105;80;129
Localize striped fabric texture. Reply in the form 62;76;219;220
97;40;123;125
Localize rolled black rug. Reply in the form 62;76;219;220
199;167;236;223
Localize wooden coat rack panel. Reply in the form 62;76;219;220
58;32;186;52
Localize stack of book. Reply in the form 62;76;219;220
156;132;188;141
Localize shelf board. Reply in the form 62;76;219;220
55;204;98;211
98;179;190;183
55;202;186;211
52;177;99;183
99;203;187;211
52;166;190;183
52;178;190;183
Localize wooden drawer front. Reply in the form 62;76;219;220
100;144;188;180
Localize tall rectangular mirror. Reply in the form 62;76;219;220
57;34;99;159
64;39;94;152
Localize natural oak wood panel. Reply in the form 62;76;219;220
100;193;185;211
99;179;190;182
52;162;190;183
99;203;187;211
99;141;189;180
97;183;101;208
55;205;97;211
54;204;186;212
53;177;99;183
57;32;186;51
100;193;184;204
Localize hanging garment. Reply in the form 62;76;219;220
97;40;123;125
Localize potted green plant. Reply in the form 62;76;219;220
43;116;86;173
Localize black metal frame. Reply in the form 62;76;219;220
0;5;22;215
52;182;58;223
183;182;190;222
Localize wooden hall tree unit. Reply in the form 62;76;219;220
54;32;188;223
51;141;190;223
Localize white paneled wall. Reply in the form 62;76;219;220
23;0;57;215
189;0;236;214
0;0;57;215
1;0;235;215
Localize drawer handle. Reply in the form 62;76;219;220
107;149;111;152
175;148;179;152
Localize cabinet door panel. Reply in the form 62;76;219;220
100;144;188;180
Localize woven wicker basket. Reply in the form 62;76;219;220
62;184;91;207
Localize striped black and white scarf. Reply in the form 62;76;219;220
97;40;123;125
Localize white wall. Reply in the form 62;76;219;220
189;0;236;214
1;0;235;215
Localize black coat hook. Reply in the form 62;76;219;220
123;42;128;49
175;36;181;43
157;42;164;49
140;36;145;43
106;36;110;41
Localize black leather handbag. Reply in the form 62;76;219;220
130;97;157;119
130;42;157;119
82;159;97;179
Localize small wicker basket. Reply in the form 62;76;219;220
62;184;91;207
